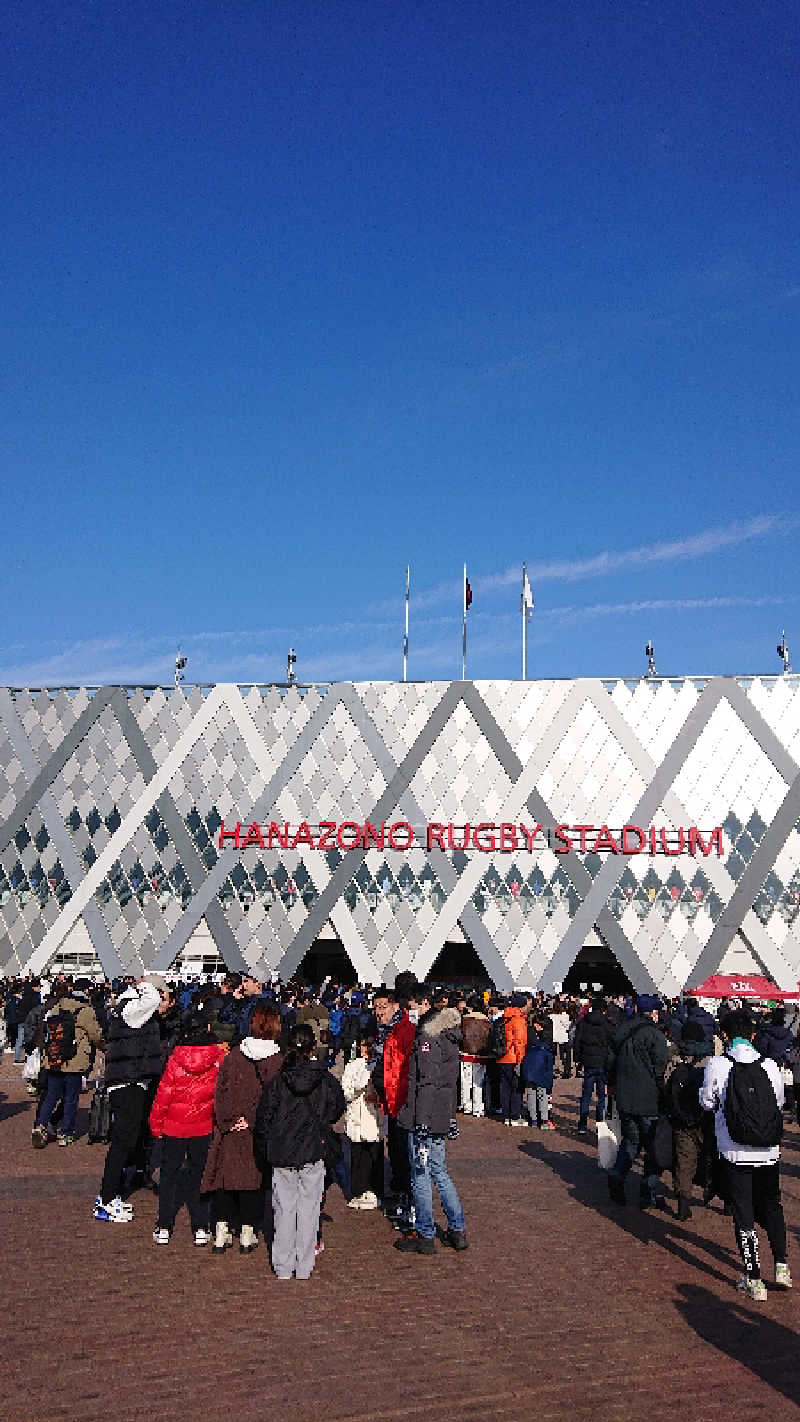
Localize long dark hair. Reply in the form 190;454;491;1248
282;1022;316;1072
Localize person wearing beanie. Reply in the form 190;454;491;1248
606;993;669;1208
663;1021;712;1220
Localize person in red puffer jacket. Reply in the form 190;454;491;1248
149;1006;227;1247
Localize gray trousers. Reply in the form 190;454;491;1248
271;1160;325;1279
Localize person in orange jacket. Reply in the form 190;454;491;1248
499;993;529;1125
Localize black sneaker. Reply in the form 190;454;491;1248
444;1228;469;1251
394;1231;436;1255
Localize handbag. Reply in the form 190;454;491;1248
597;1104;621;1170
652;1114;674;1173
22;1047;41;1082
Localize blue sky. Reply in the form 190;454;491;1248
2;0;799;687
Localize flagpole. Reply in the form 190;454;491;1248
402;565;410;682
522;562;527;681
462;563;467;680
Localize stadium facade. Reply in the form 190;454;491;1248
1;676;800;997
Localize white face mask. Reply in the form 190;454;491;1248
408;1009;419;1024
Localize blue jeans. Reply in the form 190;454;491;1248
408;1132;465;1239
35;1071;82;1137
578;1070;607;1129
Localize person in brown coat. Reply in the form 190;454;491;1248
201;1004;283;1254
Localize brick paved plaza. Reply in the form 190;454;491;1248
1;1066;798;1422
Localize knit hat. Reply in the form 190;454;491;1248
636;993;662;1014
680;1020;707;1054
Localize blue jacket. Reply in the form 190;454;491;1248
520;1041;554;1089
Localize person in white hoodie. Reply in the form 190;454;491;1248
699;1007;791;1300
342;1034;384;1209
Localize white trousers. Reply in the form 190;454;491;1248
460;1060;486;1116
271;1160;325;1279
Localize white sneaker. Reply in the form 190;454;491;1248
359;1191;379;1210
775;1263;792;1289
737;1275;768;1301
95;1194;133;1218
94;1198;134;1223
194;1229;212;1246
152;1228;170;1245
347;1195;365;1209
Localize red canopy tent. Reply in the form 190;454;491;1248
686;973;799;1000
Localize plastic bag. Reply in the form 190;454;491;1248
22;1047;41;1082
597;1105;621;1170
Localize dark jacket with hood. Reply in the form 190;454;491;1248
755;1020;794;1065
607;1014;669;1117
253;1056;345;1169
682;1002;717;1051
573;1009;614;1071
398;1007;461;1136
104;982;163;1086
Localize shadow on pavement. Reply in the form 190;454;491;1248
517;1136;739;1285
674;1282;800;1408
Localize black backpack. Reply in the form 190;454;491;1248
724;1055;783;1148
487;1016;508;1060
44;1009;77;1070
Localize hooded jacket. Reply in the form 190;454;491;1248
755;1020;794;1066
104;982;163;1086
42;993;103;1076
607;1014;669;1117
253;1056;345;1169
201;1039;283;1192
398;1007;461;1136
149;1041;227;1138
573;1009;614;1072
498;1005;527;1066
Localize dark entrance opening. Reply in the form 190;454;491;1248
293;939;357;987
562;942;633;997
426;940;492;989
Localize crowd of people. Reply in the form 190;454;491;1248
1;970;798;1294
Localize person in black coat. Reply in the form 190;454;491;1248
254;1023;344;1280
573;997;614;1132
606;995;669;1209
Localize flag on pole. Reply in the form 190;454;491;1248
521;563;533;680
462;564;470;679
402;565;410;681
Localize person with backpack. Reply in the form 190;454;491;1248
606;995;669;1208
699;1007;791;1299
31;978;103;1148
